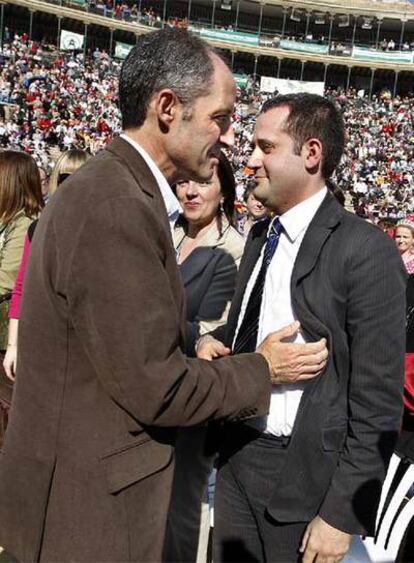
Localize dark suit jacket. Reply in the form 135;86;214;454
0;137;271;562
174;218;244;355
221;192;406;536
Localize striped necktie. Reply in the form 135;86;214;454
233;218;283;354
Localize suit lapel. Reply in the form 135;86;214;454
175;220;230;287
106;136;186;344
106;136;171;235
291;193;342;288
107;136;161;198
225;218;269;346
179;247;215;286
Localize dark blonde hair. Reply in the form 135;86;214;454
0;151;44;225
48;149;91;196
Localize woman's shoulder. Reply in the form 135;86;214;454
219;224;245;261
3;211;35;233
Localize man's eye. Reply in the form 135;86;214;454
215;115;230;126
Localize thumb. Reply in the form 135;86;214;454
213;345;231;358
274;321;300;341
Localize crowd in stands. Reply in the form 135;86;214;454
51;0;414;52
1;32;414;221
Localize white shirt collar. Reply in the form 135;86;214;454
120;133;181;226
278;187;327;243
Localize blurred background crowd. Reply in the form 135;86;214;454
1;32;414;225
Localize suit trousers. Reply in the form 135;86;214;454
214;426;307;563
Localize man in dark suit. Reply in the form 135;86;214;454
0;32;328;562
199;93;406;562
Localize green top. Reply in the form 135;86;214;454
0;210;34;295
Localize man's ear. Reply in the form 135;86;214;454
151;88;179;131
303;138;323;173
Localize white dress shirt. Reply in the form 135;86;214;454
120;133;181;236
234;187;327;436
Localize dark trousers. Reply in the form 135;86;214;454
214;426;307;563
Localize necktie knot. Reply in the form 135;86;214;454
264;218;283;267
270;217;283;237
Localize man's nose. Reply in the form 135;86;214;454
247;146;263;170
220;123;235;148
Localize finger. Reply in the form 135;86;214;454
300;528;310;553
197;348;215;361
3;363;15;382
272;321;300;341
293;371;321;381
297;339;328;356
198;342;220;358
302;546;317;563
212;346;231;359
298;350;328;367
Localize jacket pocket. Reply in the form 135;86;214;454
101;435;173;494
322;426;347;452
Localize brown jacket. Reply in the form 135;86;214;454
0;137;270;562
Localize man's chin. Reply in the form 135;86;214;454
252;187;267;206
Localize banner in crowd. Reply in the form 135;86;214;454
279;40;329;55
69;0;87;5
60;30;85;51
114;42;134;59
234;73;248;87
191;27;259;46
260;77;325;96
351;46;413;63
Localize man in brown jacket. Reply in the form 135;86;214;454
0;29;327;562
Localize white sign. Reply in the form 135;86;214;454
260;77;325;96
60;29;84;51
114;42;134;60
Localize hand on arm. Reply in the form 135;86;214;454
300;515;352;563
196;335;231;360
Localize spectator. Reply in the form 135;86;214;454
3;149;91;382
395;218;414;273
0;150;43;447
239;181;269;237
166;151;244;563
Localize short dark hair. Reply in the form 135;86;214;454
119;28;217;129
217;151;236;226
261;93;345;180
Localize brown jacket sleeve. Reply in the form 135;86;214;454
67;196;271;428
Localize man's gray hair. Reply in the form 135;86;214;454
119;28;220;128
